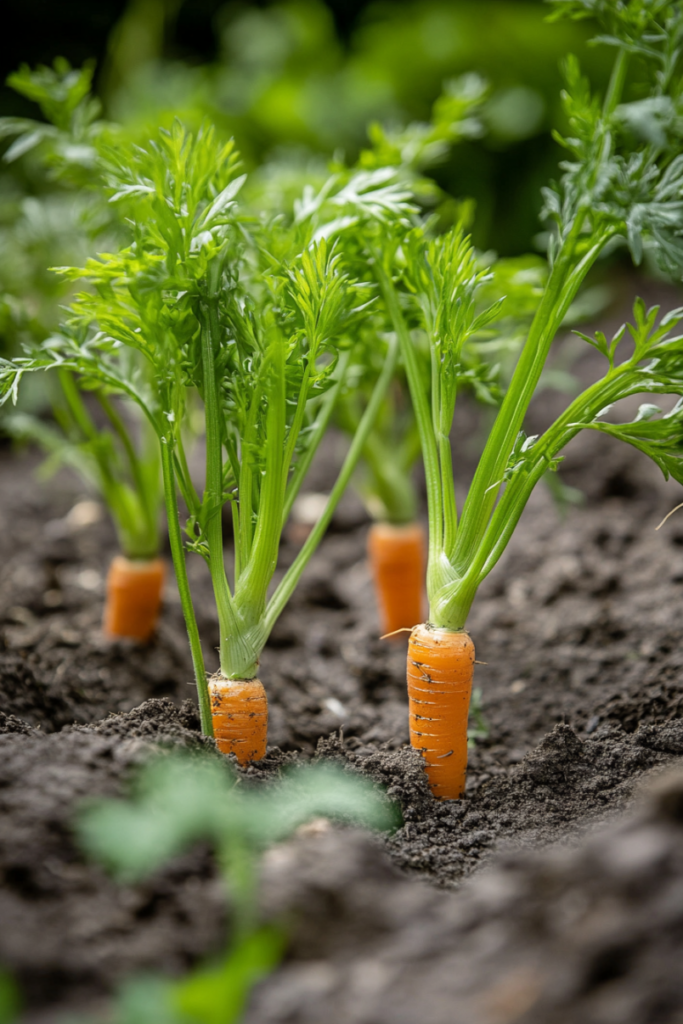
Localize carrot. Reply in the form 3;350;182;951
103;555;165;643
367;521;425;636
407;623;474;800
208;676;268;764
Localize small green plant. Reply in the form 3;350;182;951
75;752;397;1024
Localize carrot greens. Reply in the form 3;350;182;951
0;64;177;652
4;0;683;779
0;63;171;638
6;374;162;562
379;0;683;634
267;82;546;545
330;0;683;800
1;115;406;738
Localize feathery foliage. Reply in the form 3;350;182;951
1;103;401;728
369;0;683;629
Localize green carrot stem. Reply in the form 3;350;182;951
264;332;400;634
160;436;213;737
96;390;158;549
361;431;418;524
199;291;254;679
451;224;614;576
281;349;351;526
376;266;444;564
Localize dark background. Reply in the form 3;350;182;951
2;0;396;109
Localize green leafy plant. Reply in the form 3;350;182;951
0;64;169;641
361;0;683;799
75;752;397;1024
0;107;408;741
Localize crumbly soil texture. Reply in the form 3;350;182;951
3;281;683;1023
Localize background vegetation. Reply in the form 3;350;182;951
0;0;613;256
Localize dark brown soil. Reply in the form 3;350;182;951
2;278;683;1022
247;767;683;1024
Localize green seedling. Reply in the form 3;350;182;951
76;753;397;1024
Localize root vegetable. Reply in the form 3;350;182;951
103;555;165;643
208;676;268;764
367;521;425;635
407;625;474;799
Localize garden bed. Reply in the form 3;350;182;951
2;298;683;1020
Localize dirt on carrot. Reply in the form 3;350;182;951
208;675;269;763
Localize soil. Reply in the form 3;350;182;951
2;276;683;1022
248;767;683;1024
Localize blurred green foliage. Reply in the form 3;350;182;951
0;971;20;1024
0;0;615;372
105;0;611;253
0;59;121;380
75;752;397;1023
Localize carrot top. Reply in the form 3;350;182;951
372;0;683;633
1;117;408;734
0;63;163;564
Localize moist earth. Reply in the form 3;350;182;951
2;279;683;1022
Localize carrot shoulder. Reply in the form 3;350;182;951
208;675;268;764
103;555;165;643
407;623;474;799
367;521;425;636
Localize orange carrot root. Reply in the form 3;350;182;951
208;675;268;764
367;521;425;637
103;555;165;643
407;623;475;800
